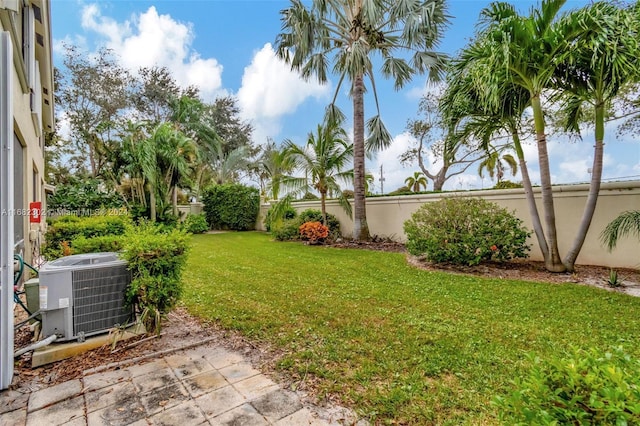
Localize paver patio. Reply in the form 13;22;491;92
0;343;365;425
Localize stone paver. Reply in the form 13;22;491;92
183;369;229;398
218;362;261;384
9;342;364;426
0;390;29;415
233;374;279;400
251;389;303;423
212;403;268;426
149;399;207;426
83;367;131;392
195;385;246;419
27;379;82;412
1;407;27;426
26;395;84;426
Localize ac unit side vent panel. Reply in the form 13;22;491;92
72;266;133;336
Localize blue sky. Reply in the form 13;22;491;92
51;0;640;193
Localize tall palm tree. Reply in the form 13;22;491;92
276;0;449;240
282;121;353;225
477;149;517;184
464;0;579;272
442;61;550;264
554;1;640;270
404;172;428;193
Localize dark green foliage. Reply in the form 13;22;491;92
203;184;259;231
44;214;131;259
48;178;124;211
272;220;302;241
494;347;640;425
271;209;341;241
121;225;190;334
493;180;523;190
264;206;297;232
181;214;209;234
298;209;340;235
71;235;124;254
404;198;530;266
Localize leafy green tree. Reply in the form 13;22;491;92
553;1;640;270
276;0;449;240
404;172;428;193
400;93;483;191
57;45;133;178
282;121;353;225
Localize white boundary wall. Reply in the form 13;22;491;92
257;181;640;269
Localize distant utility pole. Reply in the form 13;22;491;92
379;164;385;195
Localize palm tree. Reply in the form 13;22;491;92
477;149;517;184
553;1;640;270
276;0;449;240
257;141;296;201
404;172;428;193
463;0;580;272
150;122;198;217
600;211;640;252
282;121;353;225
442;60;550;267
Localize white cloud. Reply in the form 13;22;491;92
372;132;418;194
237;43;330;144
79;4;224;101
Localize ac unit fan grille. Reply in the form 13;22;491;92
72;266;132;336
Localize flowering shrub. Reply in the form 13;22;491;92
299;221;329;244
403;197;530;266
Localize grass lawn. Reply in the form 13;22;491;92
181;232;640;424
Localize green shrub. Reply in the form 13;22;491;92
121;225;190;334
298;209;341;237
44;214;131;259
404;197;530;266
203;184;260;231
181;213;209;234
264;206;297;232
71;235;125;254
493;180;523;190
300;192;319;200
494;347;640;425
272;219;302;241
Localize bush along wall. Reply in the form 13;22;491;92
203;184;259;231
271;209;341;242
121;224;190;334
404;197;530;266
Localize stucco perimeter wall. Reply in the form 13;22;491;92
259;181;640;269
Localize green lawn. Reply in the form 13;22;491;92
181;232;640;425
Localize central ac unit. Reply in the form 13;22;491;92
39;252;133;342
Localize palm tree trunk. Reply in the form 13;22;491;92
150;184;157;222
562;103;605;271
532;95;565;272
172;185;178;216
320;191;327;225
352;74;370;240
511;125;549;260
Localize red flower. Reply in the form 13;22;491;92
490;245;498;251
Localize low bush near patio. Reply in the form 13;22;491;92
122;225;190;334
404;197;530;265
494;346;640;424
181;213;209;234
